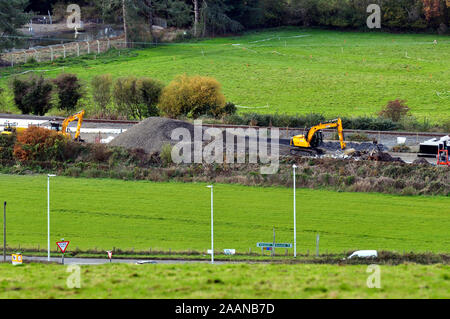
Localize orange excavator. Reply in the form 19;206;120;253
50;110;85;142
290;118;346;156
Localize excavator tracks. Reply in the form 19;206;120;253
290;147;324;157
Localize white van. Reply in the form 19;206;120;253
347;250;378;259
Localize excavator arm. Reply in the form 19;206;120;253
290;118;346;155
61;110;85;141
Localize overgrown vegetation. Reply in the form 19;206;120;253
159;74;229;119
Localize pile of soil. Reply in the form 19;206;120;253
110;117;194;154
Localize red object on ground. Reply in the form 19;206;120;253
437;150;449;166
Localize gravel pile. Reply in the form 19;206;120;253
110;117;194;154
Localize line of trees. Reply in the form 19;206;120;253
6;72;236;120
1;1;449;50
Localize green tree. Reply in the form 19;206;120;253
91;74;113;113
11;75;53;116
0;0;31;50
52;73;84;112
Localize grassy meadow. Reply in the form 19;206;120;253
1;28;449;121
0;174;448;254
0;263;448;298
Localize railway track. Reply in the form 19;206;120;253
1;113;447;138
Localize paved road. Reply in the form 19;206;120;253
22;256;236;265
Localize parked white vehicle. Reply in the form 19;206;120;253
347;250;378;259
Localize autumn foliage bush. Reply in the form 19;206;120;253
158;74;227;119
378;99;410;122
13;127;66;162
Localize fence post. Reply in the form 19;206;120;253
10;55;13;67
107;39;110;50
316;234;320;257
97;40;100;54
34;49;39;62
76;43;80;57
86;41;90;54
50;47;54;61
63;45;66;59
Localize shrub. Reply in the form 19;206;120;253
160;143;173;166
138;77;164;117
11;75;53;115
113;76;163;119
378;99;410;122
113;76;140;117
13;127;66;162
91;74;113;113
0;87;5;111
158;74;226;119
0;134;16;160
52;73;84;112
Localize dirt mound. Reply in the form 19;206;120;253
110;117;194;154
413;157;431;165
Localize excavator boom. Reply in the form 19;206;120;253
290;118;346;155
61;110;85;141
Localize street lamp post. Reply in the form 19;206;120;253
47;174;56;262
207;185;214;264
293;164;297;258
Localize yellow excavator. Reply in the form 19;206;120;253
50;110;85;141
290;118;346;156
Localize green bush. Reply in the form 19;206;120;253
52;73;84;112
138;77;164;117
160;144;173;166
113;76;164;119
91;74;113;113
11;75;53;116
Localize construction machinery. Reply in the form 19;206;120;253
290;118;346;156
1;122;26;136
50;110;85;142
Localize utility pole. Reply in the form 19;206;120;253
207;185;214;264
293;164;297;258
3;202;6;262
122;0;128;48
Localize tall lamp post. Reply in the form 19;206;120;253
293;164;297;258
207;185;214;264
47;174;56;262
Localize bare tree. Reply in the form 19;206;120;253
193;0;199;37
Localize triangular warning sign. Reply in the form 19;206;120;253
56;241;70;253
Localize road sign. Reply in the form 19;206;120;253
12;253;22;265
56;241;70;253
257;242;292;248
223;249;235;255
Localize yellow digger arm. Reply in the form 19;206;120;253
61;110;85;140
306;118;346;150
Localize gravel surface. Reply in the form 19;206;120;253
110;117;194;154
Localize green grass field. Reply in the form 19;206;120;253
1;28;449;121
0;174;448;254
0;263;448;298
